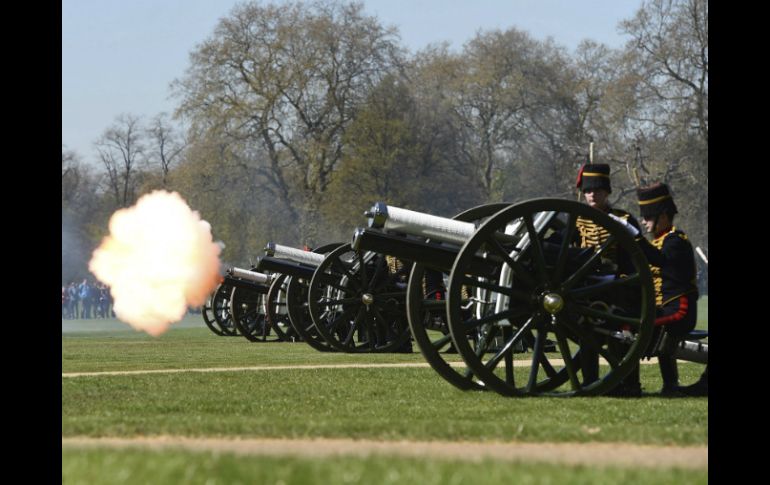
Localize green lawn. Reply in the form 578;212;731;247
62;448;708;485
62;363;706;445
62;296;709;373
62;328;430;373
62;312;708;483
63;317;707;446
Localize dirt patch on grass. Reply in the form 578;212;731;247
62;359;661;378
62;436;706;469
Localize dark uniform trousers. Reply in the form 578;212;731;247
573;208;641;387
637;227;699;391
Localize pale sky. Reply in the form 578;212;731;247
62;0;643;165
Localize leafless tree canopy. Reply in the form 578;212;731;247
64;0;707;289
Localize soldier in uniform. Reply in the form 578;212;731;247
632;183;703;396
384;255;413;353
573;163;644;396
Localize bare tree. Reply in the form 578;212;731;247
173;0;403;242
62;145;103;283
620;0;708;146
618;0;708;257
147;113;186;187
94;114;146;208
62;146;82;205
447;29;536;200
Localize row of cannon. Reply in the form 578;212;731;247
201;198;708;397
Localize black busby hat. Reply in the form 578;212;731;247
637;182;678;218
576;163;612;193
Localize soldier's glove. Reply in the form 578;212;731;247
608;214;640;237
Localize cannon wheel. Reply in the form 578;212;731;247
406;202;510;390
265;274;301;342
446;198;655;397
285;243;345;352
230;285;280;342
308;244;412;353
211;282;240;336
201;287;227;336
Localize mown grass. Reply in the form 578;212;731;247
63;362;707;445
61;447;708;485
62;306;708;483
62;327;430;373
62;295;708;372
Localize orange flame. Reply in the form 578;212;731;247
89;190;222;336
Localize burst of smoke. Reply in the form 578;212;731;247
89;190;222;336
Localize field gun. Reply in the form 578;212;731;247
206;198;707;397
340;199;660;397
221;266;287;342
256;242;344;351
201;279;239;337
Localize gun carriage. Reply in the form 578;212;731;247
224;267;288;342
257;242;345;352
306;242;414;353
350;198;708;397
202;280;239;337
352;202;510;388
201;197;707;396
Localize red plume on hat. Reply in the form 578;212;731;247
576;163;611;193
575;163;586;188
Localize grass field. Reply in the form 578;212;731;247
62;297;708;484
62;448;707;485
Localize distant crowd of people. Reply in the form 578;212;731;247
62;279;114;319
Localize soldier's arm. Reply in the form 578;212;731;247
635;233;690;268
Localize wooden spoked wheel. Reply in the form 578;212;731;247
265;274;300;342
201;288;227;336
284;243;345;352
308;244;411;353
405;203;509;390
230;284;279;342
211;282;239;336
446;198;655;397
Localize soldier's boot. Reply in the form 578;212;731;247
678;364;708;397
444;341;458;354
608;363;642;397
580;347;600;386
604;340;642;397
658;354;681;396
395;336;413;354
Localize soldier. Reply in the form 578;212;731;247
62;285;69;319
575;163;641;249
575;163;643;396
67;282;79;319
384;255;413;353
79;279;92;319
631;183;702;396
97;283;111;319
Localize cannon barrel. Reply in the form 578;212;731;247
365;202;476;245
353;227;506;276
222;273;270;293
364;202;554;249
352;228;460;272
256;256;316;280
227;267;273;285
672;339;708;364
354;209;558;277
357;206;558;279
264;242;325;267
